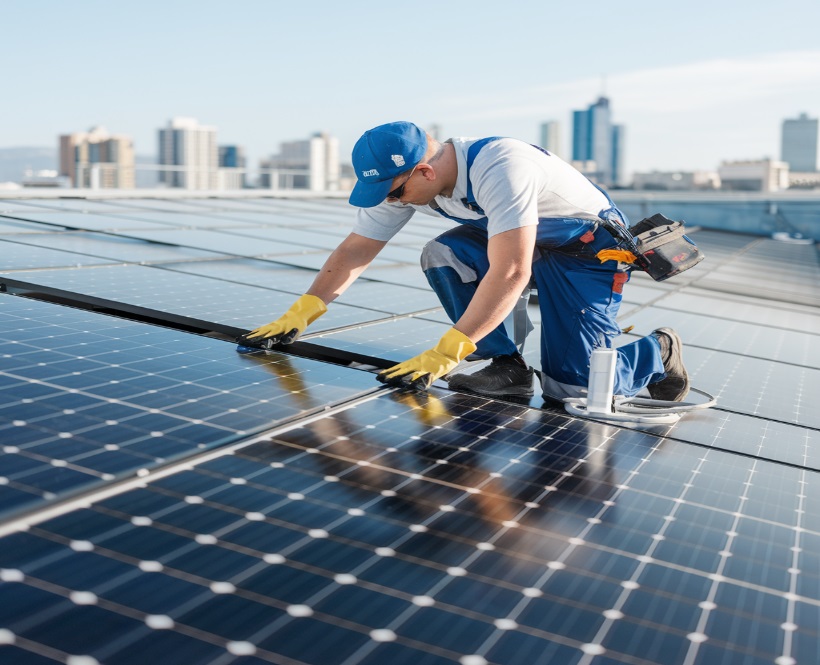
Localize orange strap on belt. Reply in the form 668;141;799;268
596;249;637;264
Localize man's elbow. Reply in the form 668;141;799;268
494;263;531;285
512;266;532;286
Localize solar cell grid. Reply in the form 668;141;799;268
0;294;377;518
694;239;820;307
221;225;359;250
1;211;177;232
621;308;817;368
158;257;443;315
115;228;309;256
97;211;268;230
174;197;294;212
0;196;817;665
0;218;53;234
0;199;133;214
0;239;116;271
650;290;820;334
207;210;353;229
1;232;227;265
0;388;816;665
0;263;411;334
102;198;225;213
306;316;454;361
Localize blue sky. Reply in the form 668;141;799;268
3;1;819;174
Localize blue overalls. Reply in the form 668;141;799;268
420;138;665;399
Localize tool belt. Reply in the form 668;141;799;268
586;213;704;282
623;213;704;281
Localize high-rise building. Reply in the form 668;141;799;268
260;132;340;191
58;127;135;189
59;133;85;184
539;121;561;157
571;97;624;187
718;159;789;192
218;145;246;189
781;113;818;172
158;117;218;190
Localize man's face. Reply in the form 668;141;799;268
384;164;436;206
385;167;417;204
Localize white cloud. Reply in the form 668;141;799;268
436;51;820;172
613;51;820;113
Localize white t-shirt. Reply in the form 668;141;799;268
352;137;612;243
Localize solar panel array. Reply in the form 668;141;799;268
0;195;817;665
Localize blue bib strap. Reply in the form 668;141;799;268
430;137;559;226
463;137;505;214
428;201;488;230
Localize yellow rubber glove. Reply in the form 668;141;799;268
377;328;477;390
237;294;327;348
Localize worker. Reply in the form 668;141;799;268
238;121;689;403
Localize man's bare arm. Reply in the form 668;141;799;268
453;225;536;342
306;232;387;304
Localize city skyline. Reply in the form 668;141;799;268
2;2;820;175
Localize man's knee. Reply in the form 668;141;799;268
420;239;478;283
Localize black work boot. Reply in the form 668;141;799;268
647;328;690;402
447;355;535;397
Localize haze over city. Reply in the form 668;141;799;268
2;0;820;175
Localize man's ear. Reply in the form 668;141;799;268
417;163;436;181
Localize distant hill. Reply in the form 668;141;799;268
0;147;57;182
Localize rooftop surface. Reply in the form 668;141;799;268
0;194;818;665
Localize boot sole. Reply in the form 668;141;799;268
448;374;535;398
449;384;536;398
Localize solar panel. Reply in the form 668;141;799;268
307;316;454;362
0;233;227;265
0;212;177;232
0;263;443;341
620;308;817;368
99;198;227;213
0;194;817;665
693;238;820;307
0;199;136;214
647;289;820;334
96;211;268;230
160;258;443;315
119;227;368;260
0;239;116;271
0;293;378;519
0;218;54;234
203;210;353;228
0;389;816;665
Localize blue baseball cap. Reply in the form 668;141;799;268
349;121;428;208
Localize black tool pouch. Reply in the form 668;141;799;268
628;213;704;281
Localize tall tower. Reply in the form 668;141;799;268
59;132;86;184
571;97;624;187
58;127;135;189
539;121;561;157
218;145;246;189
260;132;340;191
158;117;218;190
781;113;818;172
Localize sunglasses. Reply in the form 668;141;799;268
385;167;416;202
